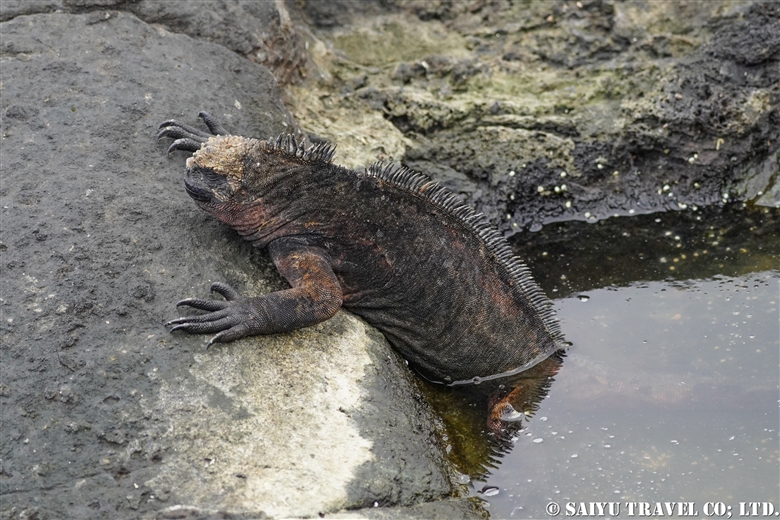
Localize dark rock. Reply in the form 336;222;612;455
298;0;393;28
392;2;780;232
287;1;778;235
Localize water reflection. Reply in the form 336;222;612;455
479;273;778;518
420;351;566;479
513;204;778;295
418;205;779;517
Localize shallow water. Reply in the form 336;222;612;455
473;273;778;518
423;205;779;518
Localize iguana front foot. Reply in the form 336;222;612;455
166;282;257;347
157;111;227;154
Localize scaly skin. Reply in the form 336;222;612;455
158;112;566;385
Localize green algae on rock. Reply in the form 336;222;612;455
290;0;779;235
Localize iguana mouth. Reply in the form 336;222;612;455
184;164;231;203
183;175;212;203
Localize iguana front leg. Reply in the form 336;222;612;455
167;239;343;347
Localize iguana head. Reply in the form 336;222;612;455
182;134;299;234
182;134;336;222
183;135;259;208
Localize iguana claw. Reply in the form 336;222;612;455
157;111;228;155
166;282;254;346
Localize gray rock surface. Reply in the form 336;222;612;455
0;10;477;520
0;0;306;85
148;498;483;520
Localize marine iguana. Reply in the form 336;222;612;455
158;111;566;384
